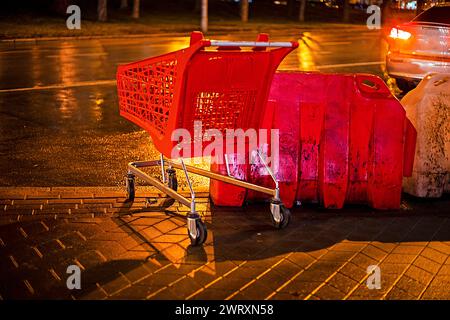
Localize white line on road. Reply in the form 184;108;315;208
0;61;385;93
0;49;53;55
0;80;116;93
316;51;332;55
320;41;352;45
46;52;109;58
316;61;384;69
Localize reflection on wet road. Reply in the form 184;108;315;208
0;27;395;186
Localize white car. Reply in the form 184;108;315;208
386;4;450;93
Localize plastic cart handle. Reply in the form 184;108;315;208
207;40;297;48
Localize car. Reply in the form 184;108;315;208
386;4;450;93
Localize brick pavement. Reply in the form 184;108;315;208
0;187;449;300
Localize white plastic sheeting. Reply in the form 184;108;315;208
402;73;450;197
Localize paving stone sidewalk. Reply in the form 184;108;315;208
0;187;449;300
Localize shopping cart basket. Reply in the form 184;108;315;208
117;31;298;246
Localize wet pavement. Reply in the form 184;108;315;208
0;26;393;187
0;187;449;300
1;26;448;301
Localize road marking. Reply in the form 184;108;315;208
46;52;108;58
0;49;53;55
0;79;116;93
0;62;383;94
316;61;384;70
321;41;352;45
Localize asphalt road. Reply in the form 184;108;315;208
0;26;394;187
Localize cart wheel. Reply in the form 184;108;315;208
188;219;208;246
162;168;178;207
167;169;178;191
269;201;291;229
126;174;135;202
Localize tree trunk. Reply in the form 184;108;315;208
299;0;306;22
241;0;249;23
380;0;391;26
201;0;208;33
120;0;128;9
132;0;140;19
98;0;107;22
342;0;350;23
416;0;425;15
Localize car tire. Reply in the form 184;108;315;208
395;78;416;94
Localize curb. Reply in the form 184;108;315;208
0;186;210;199
0;23;370;44
0;32;186;44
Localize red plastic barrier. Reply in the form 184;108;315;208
210;155;247;206
210;71;417;210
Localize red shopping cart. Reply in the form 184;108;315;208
117;32;298;246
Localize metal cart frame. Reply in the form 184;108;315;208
118;32;298;246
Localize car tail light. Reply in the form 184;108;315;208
389;27;412;40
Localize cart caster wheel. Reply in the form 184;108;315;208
167;168;178;191
162;168;178;207
188;219;208;246
269;200;291;229
126;174;135;202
